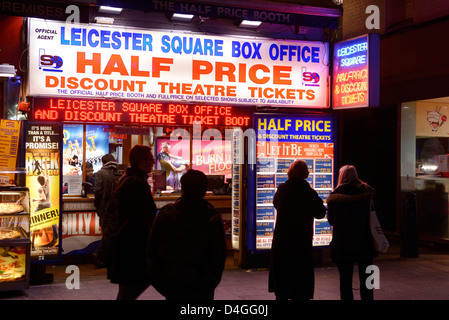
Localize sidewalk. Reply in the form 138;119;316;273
0;242;448;300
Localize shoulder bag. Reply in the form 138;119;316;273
369;199;390;253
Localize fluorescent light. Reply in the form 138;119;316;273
98;6;122;14
239;20;262;29
171;13;195;22
0;63;16;78
94;17;114;24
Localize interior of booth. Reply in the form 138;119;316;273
62;124;233;198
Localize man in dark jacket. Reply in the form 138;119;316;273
94;154;122;221
147;169;227;300
93;154;122;267
107;145;157;300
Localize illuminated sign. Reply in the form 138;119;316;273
28;19;329;108
32;97;252;127
332;34;379;109
249;114;334;250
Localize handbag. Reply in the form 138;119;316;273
369;199;390;253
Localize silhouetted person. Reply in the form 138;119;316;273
327;165;377;300
93;154;122;267
106;145;157;300
147;169;227;300
269;160;326;300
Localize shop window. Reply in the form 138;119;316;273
401;101;449;240
62;124;115;195
154;127;233;194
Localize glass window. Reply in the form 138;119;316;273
401;100;449;239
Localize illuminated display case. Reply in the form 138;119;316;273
248;114;335;252
0;181;31;291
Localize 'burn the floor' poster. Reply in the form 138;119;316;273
25;123;61;262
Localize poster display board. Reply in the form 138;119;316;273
24;122;61;262
252;114;334;250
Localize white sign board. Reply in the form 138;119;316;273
28;19;329;108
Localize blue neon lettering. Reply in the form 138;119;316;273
337;42;367;57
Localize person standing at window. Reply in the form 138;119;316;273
326;165;377;300
269;160;326;300
107;145;157;300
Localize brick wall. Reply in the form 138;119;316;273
342;0;449;40
341;0;386;39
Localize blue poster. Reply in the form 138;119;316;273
63;124;83;175
86;125;109;173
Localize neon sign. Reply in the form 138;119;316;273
332;34;379;109
32;98;252;127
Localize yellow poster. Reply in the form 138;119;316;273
25;123;61;261
0;119;21;184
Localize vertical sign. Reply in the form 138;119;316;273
25;123;61;262
232;129;242;250
253;114;334;250
332;34;379;109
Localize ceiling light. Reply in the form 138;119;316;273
94;17;114;24
239;20;262;29
0;63;16;78
171;13;195;22
98;6;122;14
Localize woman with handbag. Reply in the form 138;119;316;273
326;165;378;300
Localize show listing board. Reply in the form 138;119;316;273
255;114;334;250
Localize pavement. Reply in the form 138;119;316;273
1;240;449;301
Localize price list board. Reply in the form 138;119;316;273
254;114;335;250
